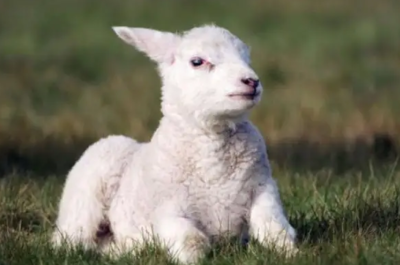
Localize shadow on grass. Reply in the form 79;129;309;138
0;136;94;177
269;133;398;175
0;133;398;178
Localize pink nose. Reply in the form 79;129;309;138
241;78;259;89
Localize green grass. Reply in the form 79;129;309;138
1;0;400;264
0;0;400;175
0;0;400;157
1;165;400;264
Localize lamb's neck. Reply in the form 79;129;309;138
160;99;249;135
152;115;251;144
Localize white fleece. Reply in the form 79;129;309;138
52;24;297;264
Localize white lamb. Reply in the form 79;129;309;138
51;24;298;264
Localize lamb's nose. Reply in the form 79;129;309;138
241;77;259;89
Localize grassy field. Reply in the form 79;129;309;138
1;166;400;264
0;0;400;174
1;0;400;264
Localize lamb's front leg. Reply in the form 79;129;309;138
249;177;297;256
155;216;211;264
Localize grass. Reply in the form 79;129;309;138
0;0;400;175
1;0;400;264
1;165;400;264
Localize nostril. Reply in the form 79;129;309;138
241;78;259;89
252;79;259;89
241;78;249;85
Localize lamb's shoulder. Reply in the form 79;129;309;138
233;121;272;179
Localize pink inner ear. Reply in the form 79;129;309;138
170;56;175;65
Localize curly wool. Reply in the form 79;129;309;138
52;24;297;264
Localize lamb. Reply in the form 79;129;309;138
51;24;298;264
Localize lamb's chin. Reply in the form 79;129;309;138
225;100;258;113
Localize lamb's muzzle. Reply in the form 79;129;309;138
241;77;259;89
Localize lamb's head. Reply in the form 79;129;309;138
113;24;263;129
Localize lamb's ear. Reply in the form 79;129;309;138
112;26;181;64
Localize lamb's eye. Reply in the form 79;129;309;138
190;57;205;67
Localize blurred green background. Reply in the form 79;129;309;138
1;0;399;175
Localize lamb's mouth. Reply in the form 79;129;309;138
228;92;260;100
